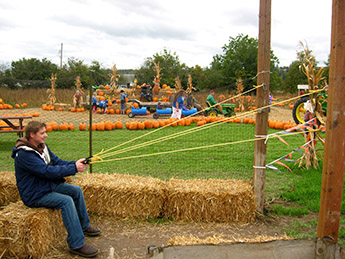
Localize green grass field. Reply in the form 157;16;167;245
1;123;345;245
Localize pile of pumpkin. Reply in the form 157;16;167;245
1;113;40;118
0;98;28;110
268;120;297;131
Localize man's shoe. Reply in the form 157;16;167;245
70;243;99;258
84;226;101;236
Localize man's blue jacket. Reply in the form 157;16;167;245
11;138;77;207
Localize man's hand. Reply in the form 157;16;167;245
76;159;88;172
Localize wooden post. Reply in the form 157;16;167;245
253;0;271;213
317;0;345;242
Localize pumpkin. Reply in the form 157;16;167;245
126;109;131;115
59;123;68;131
144;121;153;129
116;99;121;104
132;103;139;109
15;104;20;108
110;108;115;114
105;85;110;90
98;91;104;96
68;124;75;130
137;122;145;130
178;119;185;126
33;112;40;117
77;108;82;112
79;122;87;131
234;118;241;123
129;122;138;130
105;121;113;131
71;107;76;112
158;120;165;127
243;118;250;124
197;120;205;126
153;97;158;102
115;109;120;114
46;125;53;132
0;98;3;104
96;122;105;131
88;124;97;131
152;121;160;128
125;122;131;129
115;121;123;129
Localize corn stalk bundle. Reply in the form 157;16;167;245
0;201;65;258
164;179;256;223
74;173;167;219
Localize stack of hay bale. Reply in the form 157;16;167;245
0;171;257;257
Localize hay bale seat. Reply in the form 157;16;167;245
0;171;20;206
73;173;167;219
164;179;256;223
0;201;65;258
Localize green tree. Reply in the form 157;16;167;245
281;60;308;93
208;34;281;91
11;58;58;81
135;49;188;87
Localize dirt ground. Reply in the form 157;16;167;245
2;106;305;259
0;105;294;126
46;212;318;259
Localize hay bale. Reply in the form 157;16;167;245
74;173;167;219
0;201;65;258
164;179;256;223
0;171;20;206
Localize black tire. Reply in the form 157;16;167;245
153;112;159;119
292;97;309;124
207;109;218;117
128;112;135;118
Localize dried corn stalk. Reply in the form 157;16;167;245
297;41;327;169
236;77;245;112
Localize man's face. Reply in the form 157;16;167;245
30;127;48;146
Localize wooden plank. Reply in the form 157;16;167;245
253;0;271;213
317;0;345;242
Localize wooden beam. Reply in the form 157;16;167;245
253;0;271;213
317;0;345;242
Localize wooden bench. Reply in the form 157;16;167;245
0;115;32;137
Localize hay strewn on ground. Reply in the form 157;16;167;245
0;201;65;258
0;171;20;206
74;173;167;219
165;179;256;223
167;234;292;246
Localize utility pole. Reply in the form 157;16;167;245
60;43;63;68
253;0;271;213
317;0;345;242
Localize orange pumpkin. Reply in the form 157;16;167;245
105;85;110;90
129;122;138;130
144;121;153;129
15;104;20;108
71;107;76;112
68;124;75;130
79;122;87;131
152;121;160;128
125;122;131;129
137;122;145;130
96;122;105;131
98;91;104;96
115;121;123;129
105;121;113;131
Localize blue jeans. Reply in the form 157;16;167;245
33;183;90;249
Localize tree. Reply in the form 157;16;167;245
135;49;188;87
7;58;58;88
281;60;308;93
208;34;281;91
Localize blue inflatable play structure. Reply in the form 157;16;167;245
153;107;197;119
128;106;149;118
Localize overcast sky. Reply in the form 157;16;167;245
0;0;332;70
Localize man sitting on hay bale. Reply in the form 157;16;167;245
11;121;101;258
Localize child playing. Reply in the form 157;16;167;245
120;90;128;115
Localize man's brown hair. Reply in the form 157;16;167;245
25;121;46;140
